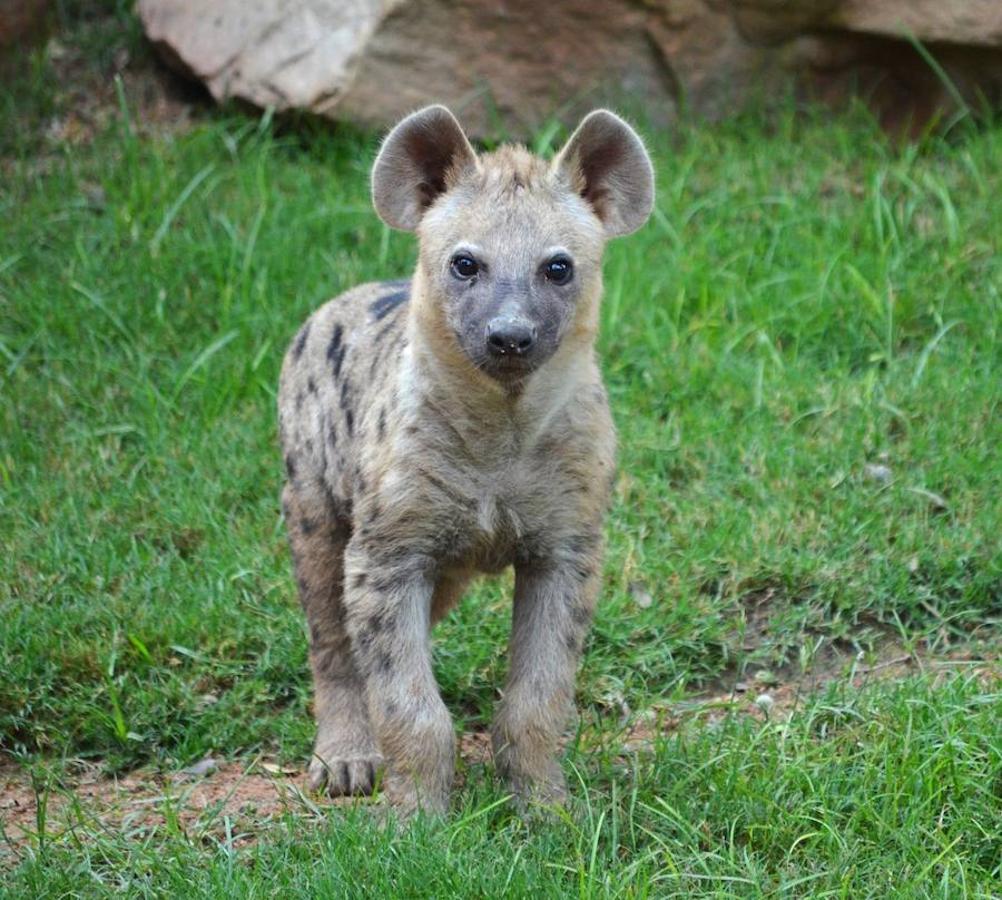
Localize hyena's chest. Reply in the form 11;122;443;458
388;452;580;574
466;483;543;573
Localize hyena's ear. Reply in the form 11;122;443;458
552;110;654;237
371;105;478;232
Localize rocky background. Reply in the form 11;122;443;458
6;1;1002;136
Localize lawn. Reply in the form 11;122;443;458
1;27;1000;897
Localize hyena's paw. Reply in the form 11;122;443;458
513;776;568;818
502;759;569;820
382;769;451;819
308;744;383;797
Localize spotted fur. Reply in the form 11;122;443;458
278;105;653;816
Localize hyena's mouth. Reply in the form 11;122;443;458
474;350;542;382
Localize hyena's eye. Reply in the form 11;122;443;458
450;254;480;280
543;255;574;286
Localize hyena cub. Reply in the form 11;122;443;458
278;105;653;815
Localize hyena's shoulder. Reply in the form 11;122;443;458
278;278;412;471
283;278;411;369
280;278;410;390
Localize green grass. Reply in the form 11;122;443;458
7;673;1001;898
1;64;1000;895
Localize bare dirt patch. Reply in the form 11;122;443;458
620;646;1000;752
1;757;321;866
2;5;211;178
33;34;208;149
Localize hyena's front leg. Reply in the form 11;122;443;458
283;483;381;796
492;538;603;811
344;543;455;817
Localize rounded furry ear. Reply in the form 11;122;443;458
552;110;655;237
371;105;477;232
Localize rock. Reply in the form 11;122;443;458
136;0;776;137
336;0;691;134
735;0;1002;133
179;756;218;778
864;463;893;484
628;581;654;609
136;0;1002;137
732;0;1002;46
832;0;1002;48
137;0;388;115
730;0;842;45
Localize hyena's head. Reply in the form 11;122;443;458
371;106;654;385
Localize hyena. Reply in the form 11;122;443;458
278;105;653;816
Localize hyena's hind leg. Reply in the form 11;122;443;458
283;481;381;796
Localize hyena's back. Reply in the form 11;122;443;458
278;279;410;501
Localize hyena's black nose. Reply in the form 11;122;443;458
486;318;536;356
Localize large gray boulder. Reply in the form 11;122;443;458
138;0;773;135
731;0;1002;45
137;0;1002;136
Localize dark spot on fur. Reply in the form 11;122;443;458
369;569;396;595
566;532;601;581
296;575;309;596
376;651;393;673
386;699;399;716
327;323;345;379
293;322;310;359
564;631;579;653
373;318;397;344
357;475;367;494
327;424;337;447
319;425;333;476
340;378;355;436
356;626;374;651
373;608;397;635
378;408;386;441
285;454;297;479
352;572;367;589
568;533;601;555
370;290;409;321
570;604;591;627
317;646;344;677
332;493;352;520
300;518;318;535
307;377;317;394
295;390;304;411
